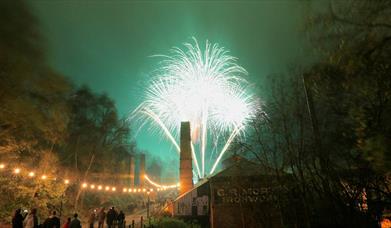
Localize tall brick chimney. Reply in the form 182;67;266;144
179;121;193;195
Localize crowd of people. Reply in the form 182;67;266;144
92;207;125;228
11;207;126;228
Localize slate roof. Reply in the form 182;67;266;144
210;155;274;178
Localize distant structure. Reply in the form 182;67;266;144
128;153;146;187
129;156;135;187
140;153;146;187
179;121;193;195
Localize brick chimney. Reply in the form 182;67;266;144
179;121;193;195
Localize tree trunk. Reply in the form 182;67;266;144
74;153;95;211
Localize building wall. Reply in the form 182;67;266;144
174;182;209;217
210;176;282;228
173;182;210;227
173;175;284;228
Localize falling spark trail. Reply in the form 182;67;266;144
210;125;243;174
191;143;202;178
201;107;208;177
142;108;180;153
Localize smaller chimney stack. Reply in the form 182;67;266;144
139;153;145;187
129;155;135;187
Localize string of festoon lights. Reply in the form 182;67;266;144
0;162;179;194
144;174;180;190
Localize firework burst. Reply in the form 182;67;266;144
133;38;259;178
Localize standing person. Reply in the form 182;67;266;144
12;209;24;228
43;211;60;228
88;210;96;228
117;211;125;228
50;211;61;228
97;208;106;228
69;214;81;228
24;208;38;228
106;207;115;228
62;218;71;228
112;208;118;227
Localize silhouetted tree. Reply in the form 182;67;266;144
0;0;70;221
238;1;390;226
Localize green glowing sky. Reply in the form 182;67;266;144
30;1;309;171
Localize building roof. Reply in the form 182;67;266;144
210;155;274;178
175;155;275;200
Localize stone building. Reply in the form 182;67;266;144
172;156;287;228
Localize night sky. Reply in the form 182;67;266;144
29;1;309;172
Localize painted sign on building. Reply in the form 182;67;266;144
215;187;273;204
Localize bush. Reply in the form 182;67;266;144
152;217;200;228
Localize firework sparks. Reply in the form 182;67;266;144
133;38;259;178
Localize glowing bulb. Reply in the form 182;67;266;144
82;183;87;188
98;185;102;190
28;172;35;177
64;179;70;184
90;185;95;189
0;164;5;169
138;189;141;192
128;188;132;193
142;188;146;192
112;187;116;192
105;186;110;191
14;168;20;174
41;175;47;180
